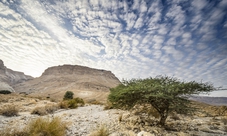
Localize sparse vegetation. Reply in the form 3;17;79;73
63;91;74;100
104;101;113;110
224;126;227;132
221;117;227;125
0;127;29;136
0;117;67;136
28;117;67;136
108;75;215;126
59;97;85;109
31;104;59;116
0;104;18;117
31;107;47;116
87;99;103;105
89;124;109;136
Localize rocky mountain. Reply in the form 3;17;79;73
13;64;121;102
190;96;227;106
0;59;33;92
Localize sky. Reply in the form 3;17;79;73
0;0;227;96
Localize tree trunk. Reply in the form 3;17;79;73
159;114;167;126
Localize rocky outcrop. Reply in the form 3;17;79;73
0;59;33;92
13;64;121;101
0;82;14;92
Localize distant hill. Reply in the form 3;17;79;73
190;96;227;106
13;64;121;102
0;59;33;92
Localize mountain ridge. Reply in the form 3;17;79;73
190;96;227;106
13;64;121;102
0;59;33;92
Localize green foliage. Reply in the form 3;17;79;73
63;91;74;100
0;90;11;94
108;75;215;126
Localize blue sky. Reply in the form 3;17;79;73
0;0;227;96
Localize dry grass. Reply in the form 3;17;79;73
224;126;227;132
221;117;227;125
87;99;103;105
89;124;109;136
31;104;59;116
59;97;84;109
0;117;67;136
0;104;18;117
28;117;67;136
0;128;29;136
104;101;113;110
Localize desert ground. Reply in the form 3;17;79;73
0;93;227;136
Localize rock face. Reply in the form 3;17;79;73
0;59;33;92
14;64;121;101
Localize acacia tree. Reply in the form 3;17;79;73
108;75;215;126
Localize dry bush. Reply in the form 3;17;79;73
104;101;113;110
89;125;109;136
28;117;67;136
31;107;48;116
59;99;77;109
44;104;59;113
87;99;103;105
0;117;67;136
221;117;227;125
0;104;18;117
224;126;227;132
73;97;85;106
59;97;84;109
31;104;59;115
0;126;29;136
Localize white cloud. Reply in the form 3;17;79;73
0;0;226;96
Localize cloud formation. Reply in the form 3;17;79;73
0;0;227;95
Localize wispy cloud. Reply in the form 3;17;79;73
0;0;226;94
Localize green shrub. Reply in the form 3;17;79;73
28;117;67;136
0;90;11;94
73;97;85;106
63;91;74;100
0;104;18;117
